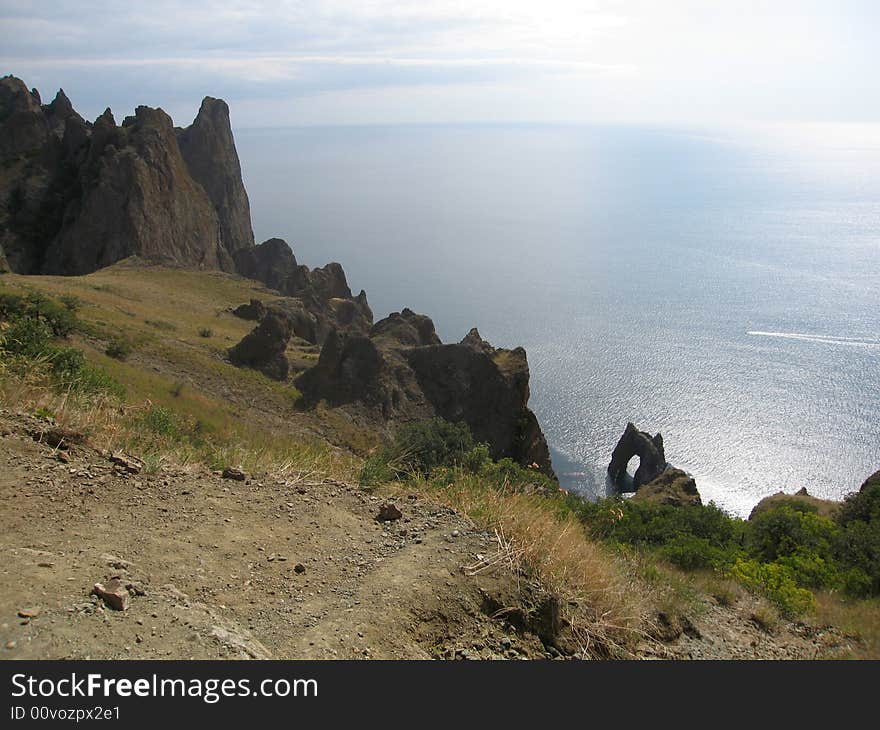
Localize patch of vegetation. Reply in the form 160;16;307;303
0;287;124;401
565;485;880;617
198;327;213;338
145;319;177;331
104;337;132;361
359;417;556;493
0;289;78;336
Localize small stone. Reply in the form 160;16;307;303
109;452;143;474
376;503;402;522
294;563;307;574
91;579;130;611
17;607;41;618
222;466;246;481
125;581;147;596
500;637;512;649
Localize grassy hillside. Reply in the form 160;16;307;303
0;258;376;476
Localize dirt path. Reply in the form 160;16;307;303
0;409;548;660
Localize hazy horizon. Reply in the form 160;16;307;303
2;1;878;129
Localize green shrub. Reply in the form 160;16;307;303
747;505;838;563
461;443;491;473
394;418;475;475
833;520;880;596
50;346;85;379
572;497;744;552
1;289;77;337
59;294;81;312
838;484;880;527
480;456;558;492
142;406;177;437
729;559;815;616
105;337;132;360
2;316;54;357
73;365;125;399
659;534;734;571
358;453;395;487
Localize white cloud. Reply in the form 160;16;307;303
1;0;877;126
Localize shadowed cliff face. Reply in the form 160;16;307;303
295;315;556;477
42;105;224;275
0;75;250;275
176;96;255;267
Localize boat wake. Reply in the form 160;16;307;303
747;331;880;348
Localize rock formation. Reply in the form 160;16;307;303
608;422;667;489
748;487;841;520
227;309;292;381
295;316;555;476
232;299;267;321
632;468;702;508
0;75;250;275
42;105;224;275
232;237;373;346
176;96;254;267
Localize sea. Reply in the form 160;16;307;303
236;122;880;517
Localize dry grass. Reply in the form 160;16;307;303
813;593;880;659
389;476;656;657
0;351;359;484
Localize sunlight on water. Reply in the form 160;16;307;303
237;122;880;517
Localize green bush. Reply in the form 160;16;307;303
659;534;735;571
747;505;838;563
142;406;178;437
571;497;744;552
105;337;132;361
833;519;880;596
395;418;475;475
461;443;491;474
0;290;124;400
729;559;815;616
838;484;880;527
0;290;77;336
59;294;81;312
3;316;54;357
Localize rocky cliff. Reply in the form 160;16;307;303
0;75;251;274
294;314;555;476
1;74;557;479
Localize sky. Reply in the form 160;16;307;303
1;1;877;129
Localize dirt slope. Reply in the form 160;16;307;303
0;408;858;660
0;409;551;660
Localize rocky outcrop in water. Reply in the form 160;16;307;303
295;316;555;476
632;468;702;507
860;470;880;493
748;487;840;520
608;422;667;489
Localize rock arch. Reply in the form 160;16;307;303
607;423;667;489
